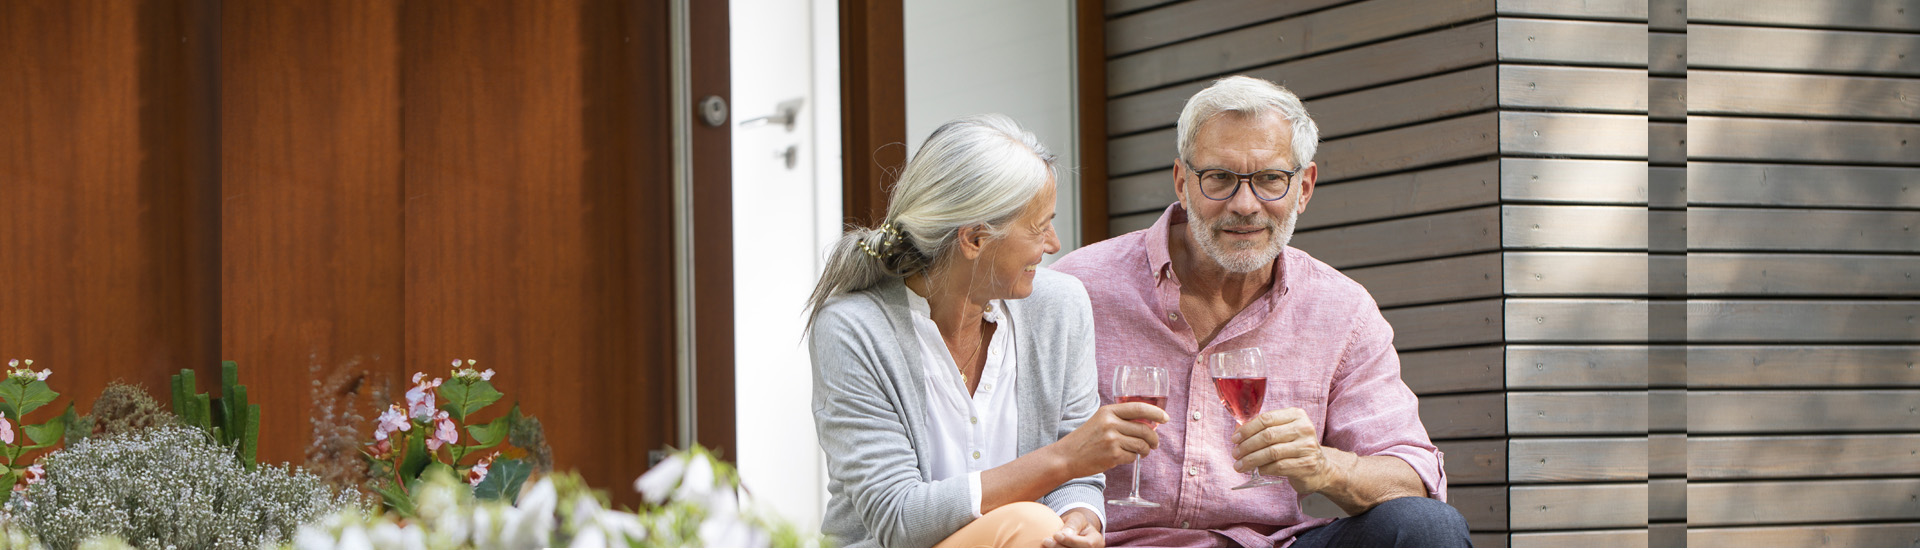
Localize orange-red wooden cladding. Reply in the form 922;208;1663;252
2;0;711;509
839;0;906;228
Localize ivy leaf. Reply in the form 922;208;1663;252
471;458;529;502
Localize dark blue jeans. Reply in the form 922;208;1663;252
1291;497;1472;548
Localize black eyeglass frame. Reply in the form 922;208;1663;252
1181;160;1300;202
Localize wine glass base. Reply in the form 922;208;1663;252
1107;497;1161;508
1229;477;1282;490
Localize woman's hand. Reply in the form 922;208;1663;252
1042;508;1104;548
1051;402;1168;479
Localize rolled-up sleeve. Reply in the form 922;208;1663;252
1323;302;1448;501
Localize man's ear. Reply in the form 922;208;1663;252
1295;161;1318;213
1172;159;1190;209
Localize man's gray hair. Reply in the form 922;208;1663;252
1175;75;1319;169
805;114;1057;329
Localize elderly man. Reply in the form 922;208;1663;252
1051;75;1468;548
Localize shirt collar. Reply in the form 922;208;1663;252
904;284;1003;324
1146;202;1293;310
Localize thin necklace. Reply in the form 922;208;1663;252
959;302;995;389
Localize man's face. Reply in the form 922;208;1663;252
1174;110;1315;274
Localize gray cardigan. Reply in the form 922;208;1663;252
808;269;1105;548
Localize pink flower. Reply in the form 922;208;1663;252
373;404;410;440
367;438;392;459
14;464;44;492
406;372;443;421
34;369;49;381
0;418;13;445
426;409;457;452
467;452;499;486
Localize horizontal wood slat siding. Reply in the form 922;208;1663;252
1689;24;1920;76
1685;345;1920;388
1688;391;1920;434
1509;483;1649;530
1687;0;1920;32
1688;479;1920;527
1690;435;1920;480
1686;162;1920;209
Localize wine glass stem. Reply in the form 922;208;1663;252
1129;453;1144;499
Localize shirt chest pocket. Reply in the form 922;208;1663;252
1265;366;1330;419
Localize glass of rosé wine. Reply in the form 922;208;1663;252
1108;364;1168;508
1209;347;1280;490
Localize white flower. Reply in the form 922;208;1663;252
569;526;609;548
502;478;557;549
33;369;47;381
469;506;497;550
369;522;405;549
337;525;374;550
292;524;335;550
5;360;14;368
672;453;716;505
397;524;428;550
634;452;686;505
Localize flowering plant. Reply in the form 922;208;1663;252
0;360;70;493
366;360;538;515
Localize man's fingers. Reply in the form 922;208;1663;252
1109;402;1171;424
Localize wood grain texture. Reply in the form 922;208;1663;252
1078;0;1109;243
1499;112;1648;159
1510;529;1647;548
1348;252;1502;309
1451;484;1511;532
1508;437;1648;482
1299;161;1499;230
1688;478;1920;527
1689;70;1920;121
1499;158;1648;205
0;0;218;439
1503;252;1648;296
1104;0;1181;17
1689;301;1920;343
1685;345;1920;388
1318;112;1501;182
1421;391;1507;439
1505;345;1648;389
1499;65;1647;113
1497;18;1647;67
840;0;905;226
1494;0;1645;21
1648;0;1684;31
1689;0;1920;33
1107;171;1175;216
1690;434;1920;480
400;0;680;506
1687;207;1920;253
1505;299;1648;343
1109;211;1160;236
1439;438;1508;484
1685;162;1920;209
1383;298;1505;352
1510;483;1648;530
1105;20;1498;136
1106;0;1491;95
1401;344;1505;395
1649;77;1684;121
1649;31;1684;76
1310;66;1497;140
1688;523;1920;547
1650;433;1684;477
1688;253;1920;296
1690;24;1920;76
220;0;406;467
1688;390;1920;433
1508;391;1649;436
1650;389;1683;432
1650;478;1684;521
1689;116;1920;165
1294;206;1500;269
1104;0;1347;57
1470;532;1509;547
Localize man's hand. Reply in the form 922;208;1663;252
1231;407;1346;495
1051;402;1168;478
1041;508;1104;548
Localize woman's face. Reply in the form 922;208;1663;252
973;179;1061;301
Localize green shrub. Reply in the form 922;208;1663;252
8;426;363;550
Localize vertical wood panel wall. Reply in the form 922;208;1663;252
1100;1;1657;545
1684;0;1920;546
3;0;705;509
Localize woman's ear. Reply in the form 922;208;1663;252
956;225;987;260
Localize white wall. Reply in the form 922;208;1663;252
904;0;1081;255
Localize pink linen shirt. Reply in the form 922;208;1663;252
1052;203;1446;548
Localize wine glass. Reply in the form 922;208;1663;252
1107;365;1168;508
1209;348;1279;490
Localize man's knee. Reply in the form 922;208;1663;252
1368;497;1471;547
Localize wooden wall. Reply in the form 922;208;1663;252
1100;0;1920;546
1683;0;1920;546
0;0;729;509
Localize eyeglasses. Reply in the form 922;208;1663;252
1184;161;1298;202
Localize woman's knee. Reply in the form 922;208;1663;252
985;501;1065;533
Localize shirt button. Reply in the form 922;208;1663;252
983;383;993;391
1168;312;1178;321
1192;410;1202;421
970;416;978;424
973;451;982;459
1182;521;1190;529
1187;466;1198;476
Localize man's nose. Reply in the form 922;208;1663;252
1227;178;1264;216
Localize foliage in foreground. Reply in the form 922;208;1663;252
5;426;363;550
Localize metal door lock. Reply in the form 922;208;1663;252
699;96;728;127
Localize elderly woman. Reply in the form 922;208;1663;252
806;114;1168;548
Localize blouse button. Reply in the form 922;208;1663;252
1191;410;1202;421
973;451;982;459
1168;312;1178;321
1187;466;1198;476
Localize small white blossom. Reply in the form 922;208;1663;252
634;452;686;505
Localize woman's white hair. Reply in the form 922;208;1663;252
1175;75;1319;168
805;114;1057;329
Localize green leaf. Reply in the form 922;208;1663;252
466;413;511;448
21;404;70;446
0;380;56;420
240;403;259;469
437;379;505;423
373;481;415;517
55;404;78;445
400;431;431;481
471;458;530;502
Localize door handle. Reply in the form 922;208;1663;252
740;97;805;132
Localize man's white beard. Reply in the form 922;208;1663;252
1187;197;1299;274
